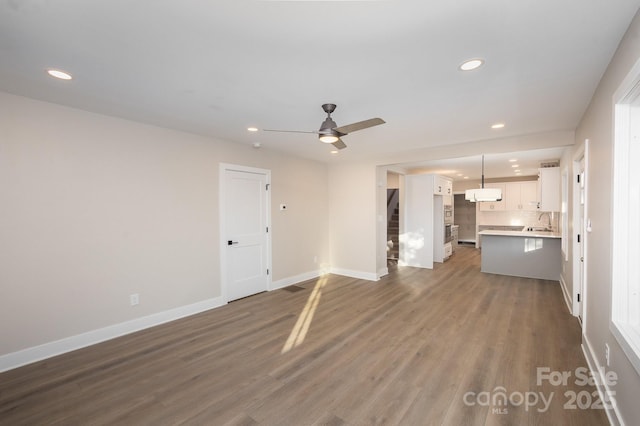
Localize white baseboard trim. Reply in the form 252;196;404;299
329;267;379;282
1;266;380;373
559;274;574;315
377;267;389;280
0;296;225;373
270;270;325;290
582;334;622;425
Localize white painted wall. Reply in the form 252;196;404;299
0;92;330;360
387;171;400;189
402;174;435;269
327;163;378;280
572;10;640;425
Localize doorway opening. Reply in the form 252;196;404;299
454;194;476;245
386;188;400;267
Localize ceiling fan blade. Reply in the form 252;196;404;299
334;117;385;135
262;129;318;134
332;139;347;150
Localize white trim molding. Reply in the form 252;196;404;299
582;336;622;426
559;275;573;315
0;297;225;373
271;270;326;290
0;267;340;373
329;267;380;282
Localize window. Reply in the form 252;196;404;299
611;57;640;375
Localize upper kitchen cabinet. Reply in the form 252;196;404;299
479;183;506;211
538;167;561;212
434;175;452;196
505;181;538;211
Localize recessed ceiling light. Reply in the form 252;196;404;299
46;69;72;80
515;173;522;176
509;159;518;162
491;123;505;129
463;176;469;179
247;127;258;132
511;164;519;168
515;169;521;173
457;173;463;176
330;150;339;155
459;58;484;71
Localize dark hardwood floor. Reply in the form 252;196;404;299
0;247;608;425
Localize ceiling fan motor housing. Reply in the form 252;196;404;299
319;117;338;134
322;103;337;115
319;104;341;142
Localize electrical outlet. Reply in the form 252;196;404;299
130;293;139;306
605;343;610;366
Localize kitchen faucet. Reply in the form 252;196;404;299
538;212;552;230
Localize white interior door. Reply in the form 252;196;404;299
222;166;270;302
576;157;586;323
572;155;587;326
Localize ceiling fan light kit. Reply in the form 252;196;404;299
263;103;385;151
319;134;339;143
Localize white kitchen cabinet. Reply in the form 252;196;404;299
444;242;453;259
538;167;561;212
479;183;506;211
505;181;538;211
434;175;452;196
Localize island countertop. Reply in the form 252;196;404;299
478;229;561;239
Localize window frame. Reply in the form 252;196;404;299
611;57;640;376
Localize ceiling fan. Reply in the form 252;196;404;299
263;103;385;150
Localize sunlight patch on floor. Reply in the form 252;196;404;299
281;276;328;354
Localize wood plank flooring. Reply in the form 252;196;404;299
0;247;608;425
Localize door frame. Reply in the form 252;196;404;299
219;163;272;303
572;141;589;325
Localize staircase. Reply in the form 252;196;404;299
387;189;400;265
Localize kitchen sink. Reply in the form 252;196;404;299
522;226;553;232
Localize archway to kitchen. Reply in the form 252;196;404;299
376;147;570;278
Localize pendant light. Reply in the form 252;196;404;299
464;155;503;202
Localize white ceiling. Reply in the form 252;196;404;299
1;1;639;170
402;146;566;181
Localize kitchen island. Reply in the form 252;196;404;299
478;230;561;280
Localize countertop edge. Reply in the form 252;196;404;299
478;230;561;239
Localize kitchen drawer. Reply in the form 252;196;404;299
444;243;453;259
